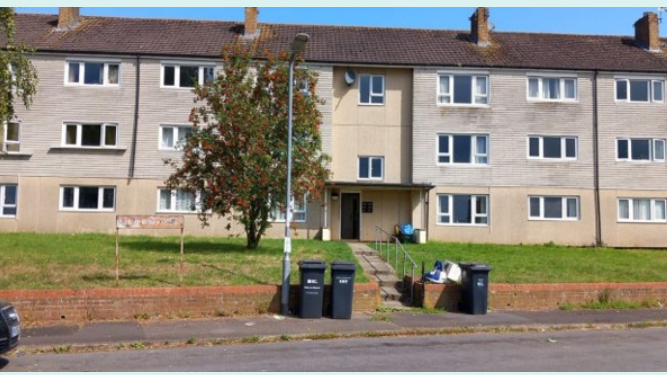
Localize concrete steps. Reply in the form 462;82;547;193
348;242;411;307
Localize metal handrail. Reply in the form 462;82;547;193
374;226;418;305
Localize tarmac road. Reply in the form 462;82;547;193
3;327;667;371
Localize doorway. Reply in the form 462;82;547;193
341;193;360;240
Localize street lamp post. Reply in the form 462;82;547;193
282;33;310;316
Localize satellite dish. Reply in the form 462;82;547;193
344;69;356;86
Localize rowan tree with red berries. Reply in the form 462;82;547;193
165;44;330;249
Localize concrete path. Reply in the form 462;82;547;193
18;309;667;348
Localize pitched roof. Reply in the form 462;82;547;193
11;13;667;73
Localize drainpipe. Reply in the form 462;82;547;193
593;71;602;247
128;55;141;179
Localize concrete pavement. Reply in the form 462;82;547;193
17;308;667;349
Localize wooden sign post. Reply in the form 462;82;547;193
115;215;185;287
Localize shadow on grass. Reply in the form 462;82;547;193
81;273;177;287
200;263;272;285
119;239;277;255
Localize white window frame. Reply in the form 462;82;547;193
527;136;578;161
437;72;489;106
156;188;200;214
528;196;579;221
614;77;665;103
616;138;666;162
436;134;489;165
526;75;578;102
59;186;116;212
358;74;385;105
61;122;118;148
159;124;194;151
64;60;121;87
436;194;489;226
2;120;21;153
358;156;384;181
0;184;18;218
270;193;307;223
617;198;667;223
160;62;215;89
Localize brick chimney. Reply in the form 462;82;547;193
634;12;660;52
470;7;490;47
244;7;259;37
57;7;80;31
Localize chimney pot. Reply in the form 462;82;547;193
57;7;80;31
470;7;490;47
634;11;660;52
244;7;259;38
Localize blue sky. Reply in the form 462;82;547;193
16;7;667;37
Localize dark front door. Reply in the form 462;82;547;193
341;193;360;240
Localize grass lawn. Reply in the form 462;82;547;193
399;242;667;284
0;233;368;290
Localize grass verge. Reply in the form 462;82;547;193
0;233;368;289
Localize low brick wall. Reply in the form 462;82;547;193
407;276;667;311
1;283;380;326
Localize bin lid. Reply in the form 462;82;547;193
299;260;327;270
470;264;492;272
331;260;356;271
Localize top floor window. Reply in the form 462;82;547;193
358;156;384;180
527;77;577;101
617;138;665;162
359;75;384;105
2;121;20;153
615;78;664;103
162;63;215;88
438;73;488;105
66;61;120;86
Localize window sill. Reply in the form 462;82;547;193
435;223;489;228
59;209;116;213
527;158;578;163
436;104;490;108
0;151;33;158
614;101;664;105
615;160;664;164
436;164;490;168
269;220;307;224
358;103;385;107
617;220;666;224
0;216;17;219
527;99;579;104
49;146;127;153
528;218;580;222
64;84;121;89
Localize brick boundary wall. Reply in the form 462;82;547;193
0;283;380;326
406;276;667;311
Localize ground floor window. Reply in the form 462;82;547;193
0;184;17;217
157;188;198;213
270;193;307;222
618;198;666;223
60;186;115;211
529;196;579;220
437;194;488;225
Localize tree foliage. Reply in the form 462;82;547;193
166;44;330;249
0;8;38;135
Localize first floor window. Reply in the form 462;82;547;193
438;134;488;164
528;136;577;160
617;138;665;162
2;121;20;153
438;74;488;105
437;194;488;225
157;188;198;213
162;63;215;88
61;186;115;211
618;198;667;223
160;125;193;150
271;193;307;222
529;196;579;220
66;61;120;86
359;156;384;180
0;185;17;217
63;123;117;148
616;78;664;103
527;77;577;101
359;74;384;105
